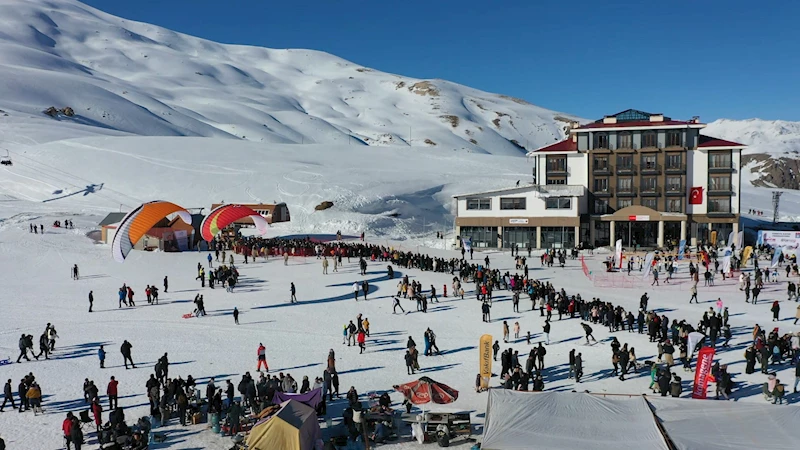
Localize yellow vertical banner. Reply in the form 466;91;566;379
479;334;493;390
710;231;718;246
742;246;753;267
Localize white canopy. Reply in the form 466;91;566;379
482;390;800;450
647;397;800;450
482;390;669;450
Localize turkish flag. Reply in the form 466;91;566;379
689;186;703;205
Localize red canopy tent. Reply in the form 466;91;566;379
394;376;458;407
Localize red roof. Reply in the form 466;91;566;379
576;120;696;129
532;139;577;152
698;135;745;148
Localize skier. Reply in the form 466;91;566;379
163;276;169;293
353;282;360;301
98;345;105;369
362;280;369;300
72;264;79;280
581;323;597;345
88;291;94;313
290;282;297;303
120;340;135;369
233;307;240;325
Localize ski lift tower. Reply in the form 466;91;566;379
772;191;782;223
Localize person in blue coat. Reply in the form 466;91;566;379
98;345;106;369
207;253;213;268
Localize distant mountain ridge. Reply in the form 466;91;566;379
0;0;579;155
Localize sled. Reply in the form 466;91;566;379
182;313;194;319
0;358;11;366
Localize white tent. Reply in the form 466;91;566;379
482;390;800;450
481;390;670;450
647;397;800;450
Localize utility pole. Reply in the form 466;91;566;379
772;191;783;223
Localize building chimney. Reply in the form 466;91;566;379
603;116;617;124
649;114;664;122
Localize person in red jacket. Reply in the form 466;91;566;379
107;376;118;410
357;330;366;354
62;412;74;449
256;343;268;372
91;398;102;433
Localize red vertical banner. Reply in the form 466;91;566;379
580;255;590;278
691;347;716;399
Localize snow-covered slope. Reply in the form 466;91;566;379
706;118;800;199
0;0;577;155
0;136;534;238
706;118;800;156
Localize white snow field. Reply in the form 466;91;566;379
1;0;800;448
1;210;800;450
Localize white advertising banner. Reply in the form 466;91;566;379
615;239;623;269
757;230;800;249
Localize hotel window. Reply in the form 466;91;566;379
618;132;632;149
709;175;731;192
594;133;610;149
593;178;609;192
667;130;683;147
642;131;657;148
641;176;657;192
466;198;492;210
545;198;572;209
500;197;526;210
546;176;567;185
666;176;683;192
641;198;657;209
617;199;633;209
617;154;633;169
708;197;732;213
641;154;656;170
709;152;732;169
594;199;609;214
617;177;633;192
593;156;609;170
666;198;683;213
546;156;567;172
666;153;683;169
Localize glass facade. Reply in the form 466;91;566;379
594;221;610;247
541;226;575;249
502;227;534;249
615;222;658;248
460;226;497;248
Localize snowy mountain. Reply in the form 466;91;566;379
706;118;800;191
0;0;577;155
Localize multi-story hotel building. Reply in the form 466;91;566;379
453;109;745;249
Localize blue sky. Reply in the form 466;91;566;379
82;0;798;121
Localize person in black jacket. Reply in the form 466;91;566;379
581;323;597;344
405;350;415;375
492;341;500;361
16;334;30;363
120;340;135;369
536;343;546;369
89;291;94;313
18;379;28;412
1;379;15;412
